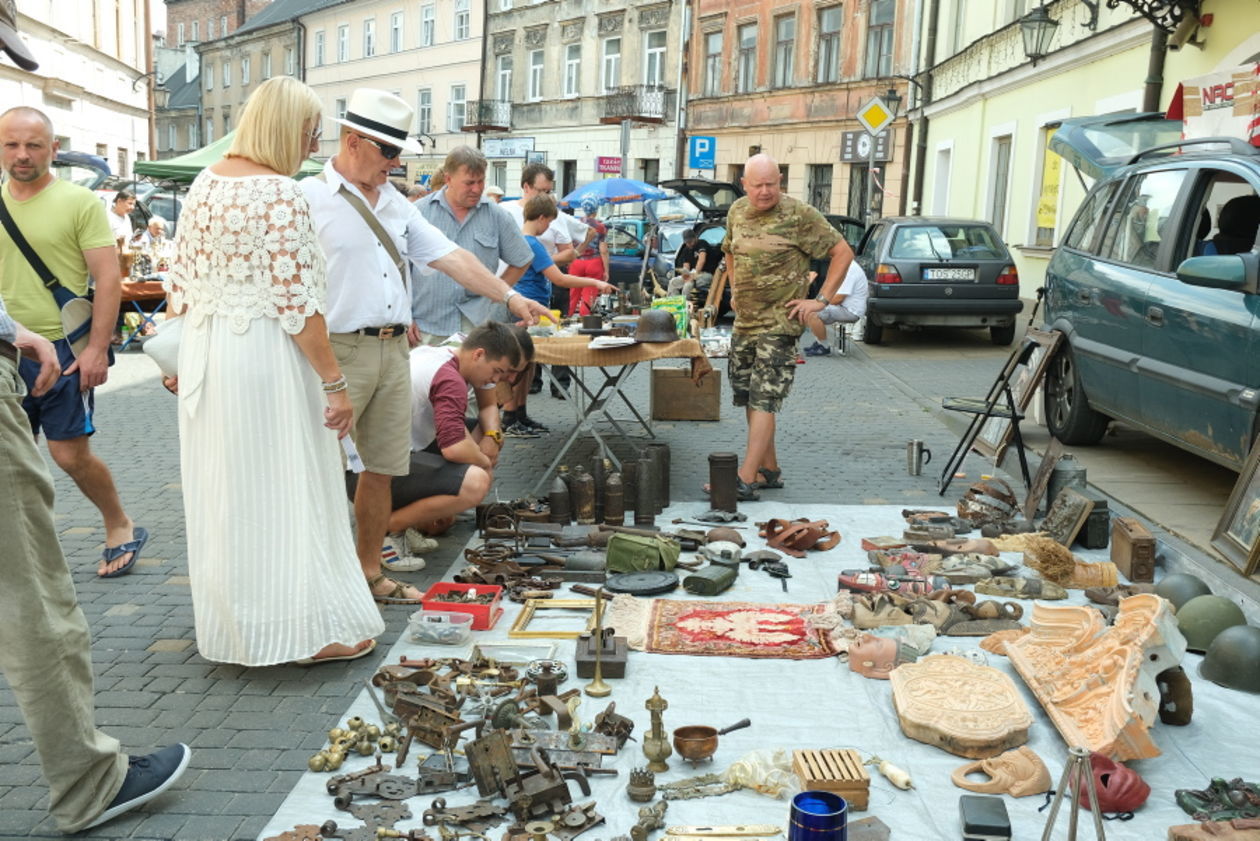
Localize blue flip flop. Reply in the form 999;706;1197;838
100;527;148;579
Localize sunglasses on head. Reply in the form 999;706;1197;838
355;133;402;160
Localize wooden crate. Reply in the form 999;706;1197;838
1111;516;1155;582
792;748;870;810
650;367;721;421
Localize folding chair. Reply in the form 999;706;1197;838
119;275;167;351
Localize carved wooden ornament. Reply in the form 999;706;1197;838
889;654;1033;758
1004;593;1186;760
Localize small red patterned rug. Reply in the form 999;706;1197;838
608;596;839;659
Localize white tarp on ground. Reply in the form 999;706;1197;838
258;503;1260;841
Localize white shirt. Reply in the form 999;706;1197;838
108;208;132;243
835;261;869;318
409;345;457;452
499;199;572;255
301;159;458;333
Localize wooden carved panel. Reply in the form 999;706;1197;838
1042;487;1094;546
1005;594;1186;760
889;654;1032;758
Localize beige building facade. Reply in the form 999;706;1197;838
301;0;485;184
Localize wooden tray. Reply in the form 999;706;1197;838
792;748;870;810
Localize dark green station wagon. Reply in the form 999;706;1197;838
1042;114;1260;470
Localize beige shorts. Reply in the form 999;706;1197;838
420;312;477;347
330;332;411;476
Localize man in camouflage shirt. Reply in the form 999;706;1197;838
720;154;855;498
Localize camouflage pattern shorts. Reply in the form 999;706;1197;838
728;332;798;413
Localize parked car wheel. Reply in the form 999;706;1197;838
863;320;884;345
990;323;1016;345
1044;345;1109;445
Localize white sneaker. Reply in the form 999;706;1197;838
404;528;440;556
382;542;426;572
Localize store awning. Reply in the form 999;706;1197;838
134;131;324;183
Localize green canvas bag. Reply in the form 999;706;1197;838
606;533;681;573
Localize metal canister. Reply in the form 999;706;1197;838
573;465;596;525
1047;453;1088;509
635;456;656;527
646;443;670;510
708;452;739;513
548;476;571;524
593;458;607;524
622;461;638;513
604;472;625;526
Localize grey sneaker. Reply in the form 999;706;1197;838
503;421;540;438
404;528;439;556
83;744;191;830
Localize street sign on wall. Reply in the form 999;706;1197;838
688;135;716;170
596;156;622;174
483;137;535;157
841;130;891;163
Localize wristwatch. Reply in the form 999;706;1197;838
486;429;504;445
815;294;831;305
502;288;520;306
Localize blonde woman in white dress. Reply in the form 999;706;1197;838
164;77;383;666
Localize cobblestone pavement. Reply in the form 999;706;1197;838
0;327;1223;840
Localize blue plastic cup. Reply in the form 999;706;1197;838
789;790;848;841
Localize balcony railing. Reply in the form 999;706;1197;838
601;85;667;124
462;99;511;132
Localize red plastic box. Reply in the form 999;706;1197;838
420;582;504;631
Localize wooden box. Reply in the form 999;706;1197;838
650;368;720;421
1111;517;1156;582
575;632;627;678
792;748;870;810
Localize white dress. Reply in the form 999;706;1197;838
166;171;384;666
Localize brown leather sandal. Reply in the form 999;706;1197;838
367;573;424;605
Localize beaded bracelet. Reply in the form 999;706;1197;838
322;376;348;394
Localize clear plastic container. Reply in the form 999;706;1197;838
406;609;474;646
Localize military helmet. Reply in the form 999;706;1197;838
1154;573;1211;611
1200;624;1260;694
1176;594;1246;653
635;309;679;342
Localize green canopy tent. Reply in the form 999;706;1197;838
134;131;324;183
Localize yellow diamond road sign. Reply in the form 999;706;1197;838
856;98;893;136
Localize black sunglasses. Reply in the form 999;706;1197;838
355;133;403;160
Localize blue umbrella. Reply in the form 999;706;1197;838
559;177;668;209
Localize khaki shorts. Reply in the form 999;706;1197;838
330;332;411;476
420;312;477;347
728;332;798;414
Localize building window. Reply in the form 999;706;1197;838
188;121;198;149
500;0;511;9
223;112;231;134
808;164;833;212
455;0;470;40
314;31;325;66
496;55;512;101
208;19;216;39
241;56;250;85
222;61;230;87
493;161;507;189
166;123;176;151
864;0;894;78
205;62;213;90
391;12;403;52
1033;127;1061;247
737;23;757;93
990;135;1012;235
338;25;349;61
703;31;722;97
220;15;227;36
817;6;841;84
449;84;466;131
191;20;199;41
262;51;272;78
364;19;376;57
421;5;435;46
335;97;347;119
285;47;295;75
564;44;581;97
417;89;432;134
177;22;184;46
951;0;967;54
529;49;544;100
643;30;666;87
205;117;214;144
772;14;795;88
601;38;620;93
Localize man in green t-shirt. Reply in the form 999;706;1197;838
719;153;855;499
0;106;145;578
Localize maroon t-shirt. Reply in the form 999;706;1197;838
430;357;470;450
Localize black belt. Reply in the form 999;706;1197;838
357;324;408;339
0;339;16;365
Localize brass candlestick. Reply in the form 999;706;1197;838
584;588;612;698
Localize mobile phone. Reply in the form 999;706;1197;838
960;794;1011;841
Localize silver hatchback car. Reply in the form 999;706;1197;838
854;217;1024;345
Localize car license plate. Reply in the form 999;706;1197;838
923;267;976;281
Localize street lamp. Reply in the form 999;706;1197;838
1020;4;1060;66
883;87;903;119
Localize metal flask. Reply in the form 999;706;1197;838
548;476;572;525
573;465;596;525
604;472;625;526
708;452;739;513
635;456;657;527
592;458;607;524
1047;454;1087;509
646;442;670;510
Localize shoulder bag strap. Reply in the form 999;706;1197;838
0;193;77;307
315;175;407;286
